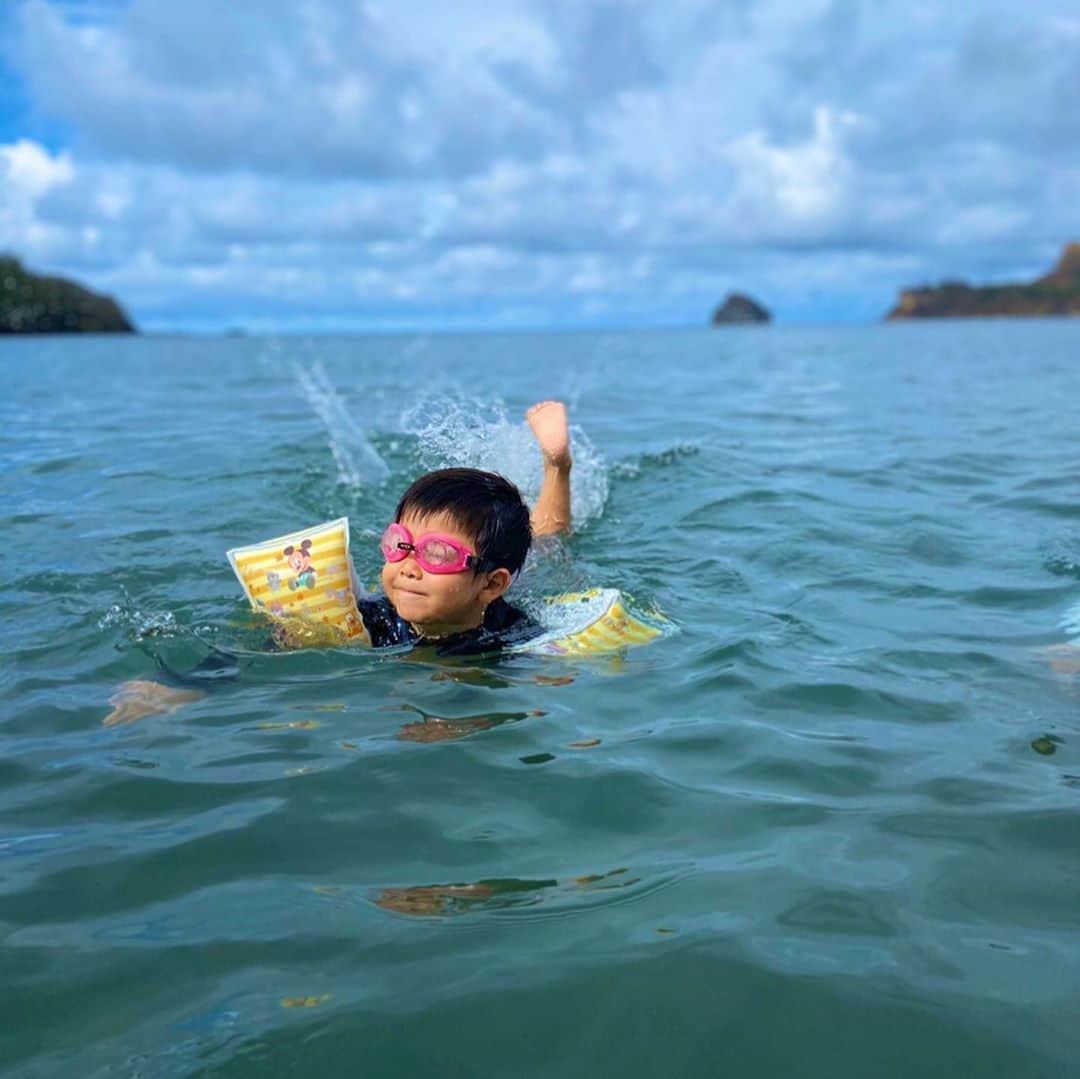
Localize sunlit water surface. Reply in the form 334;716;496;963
3;324;1080;1077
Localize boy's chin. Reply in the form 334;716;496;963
392;595;454;625
393;599;480;636
390;595;426;621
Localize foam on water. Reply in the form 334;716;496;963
400;394;609;528
292;360;389;488
526;588;623;643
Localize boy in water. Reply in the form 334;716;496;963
104;401;573;725
360;400;571;653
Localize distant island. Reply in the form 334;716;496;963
887;243;1080;320
0;255;136;334
712;292;771;325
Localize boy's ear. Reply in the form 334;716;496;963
478;567;512;603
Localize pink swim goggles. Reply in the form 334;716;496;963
380;522;487;574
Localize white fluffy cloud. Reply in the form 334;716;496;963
4;0;1079;328
0;138;78;257
1;137;72;194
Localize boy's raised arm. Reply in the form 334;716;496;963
526;400;573;537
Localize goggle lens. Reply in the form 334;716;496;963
379;523;479;574
380;523;410;562
416;538;460;567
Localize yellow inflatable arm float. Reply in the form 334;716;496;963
517;588;666;655
227;518;369;645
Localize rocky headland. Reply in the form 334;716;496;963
887;243;1080;320
0;256;136;333
712;292;771;325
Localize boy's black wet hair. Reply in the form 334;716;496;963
394;468;532;575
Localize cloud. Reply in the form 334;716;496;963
724;107;859;239
4;0;1080;328
0;136;72;195
16;0;579;179
0;138;80;258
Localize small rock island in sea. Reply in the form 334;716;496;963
0;255;136;333
887;243;1080;320
712;292;771;325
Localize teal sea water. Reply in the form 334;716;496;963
3;323;1080;1077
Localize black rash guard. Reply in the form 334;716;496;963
357;595;541;656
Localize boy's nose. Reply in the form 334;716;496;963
399;554;423;578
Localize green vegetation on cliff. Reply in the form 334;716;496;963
0;256;136;334
887;243;1080;320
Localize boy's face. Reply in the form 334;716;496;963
381;510;510;636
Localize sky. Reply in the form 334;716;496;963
1;0;1078;332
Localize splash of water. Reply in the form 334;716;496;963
293;360;389;488
1060;599;1080;640
400;394;609;528
98;600;180;641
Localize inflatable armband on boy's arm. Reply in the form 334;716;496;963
516;588;669;656
227;517;371;647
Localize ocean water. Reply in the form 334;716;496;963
3;322;1080;1077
